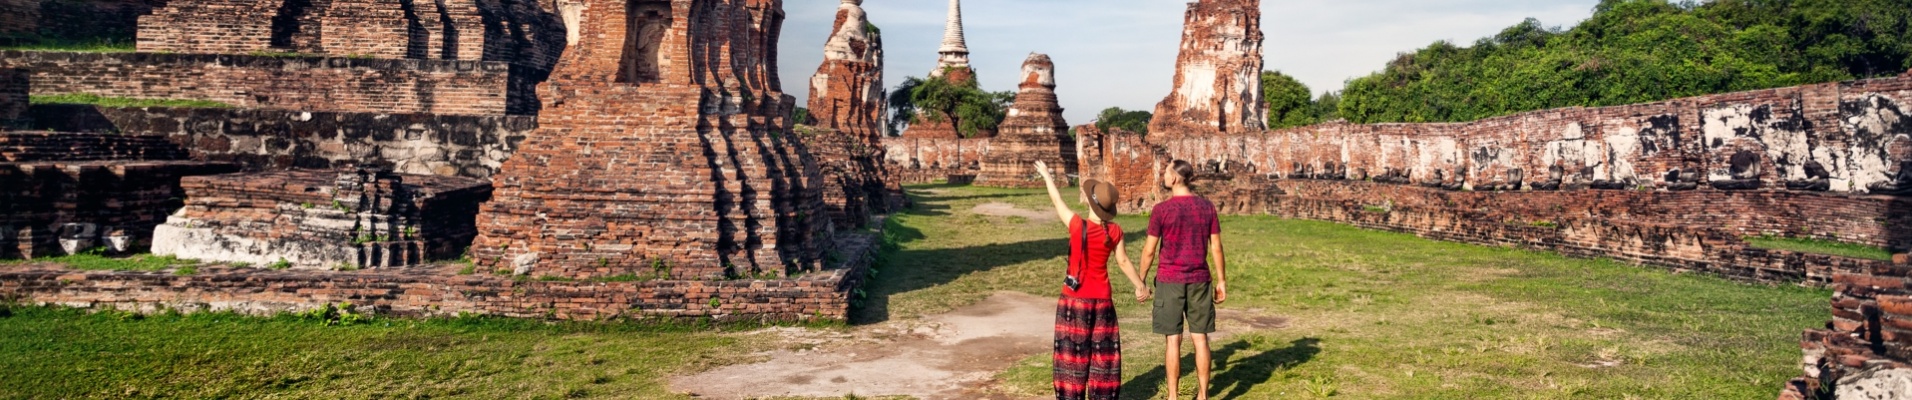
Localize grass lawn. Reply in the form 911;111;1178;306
0;184;1830;399
1744;235;1895;262
870;184;1828;399
0;38;136;53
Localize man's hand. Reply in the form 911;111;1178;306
1034;161;1052;180
1135;286;1152;303
1213;281;1227;304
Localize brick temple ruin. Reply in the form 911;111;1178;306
0;0;877;321
1;0;1910;394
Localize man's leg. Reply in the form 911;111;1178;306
1164;334;1181;400
1192;333;1211;400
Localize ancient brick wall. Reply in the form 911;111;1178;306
0;228;876;321
1;158;240;258
1150;0;1266;137
1;131;189;161
975;53;1076;188
136;0;559;67
1084;74;1912;282
1076;124;1168;212
151;169;490;268
881;136;990;184
27;104;534;178
0;68;24;127
3;0;164;43
472;0;828;281
0;51;514;115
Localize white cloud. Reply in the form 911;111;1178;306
780;0;1597;125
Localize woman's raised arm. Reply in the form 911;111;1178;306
1034;161;1074;227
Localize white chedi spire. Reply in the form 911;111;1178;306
934;0;970;72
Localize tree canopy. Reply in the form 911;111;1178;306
1094;107;1152;135
887;73;1013;138
1336;0;1912;124
1261;70;1318;129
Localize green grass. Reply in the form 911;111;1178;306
30;93;233;109
0;37;135;53
1744;235;1895;261
0;308;780;399
0;249;193;272
0;185;1834;398
867;185;1828;399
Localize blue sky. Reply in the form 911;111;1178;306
779;0;1600;125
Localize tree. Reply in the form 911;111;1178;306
1094;107;1152;135
886;77;924;136
1261;70;1316;129
907;73;1013;138
1313;91;1341;122
1335;0;1911;124
791;107;813;126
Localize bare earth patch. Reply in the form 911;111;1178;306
970;202;1052;220
671;291;1056;399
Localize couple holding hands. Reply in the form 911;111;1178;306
1033;160;1229;400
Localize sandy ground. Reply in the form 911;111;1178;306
970;202;1053;220
671;291;1057;399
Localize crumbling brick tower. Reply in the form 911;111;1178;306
975;53;1077;188
471;0;827;280
803;0;892;230
1151;0;1267;137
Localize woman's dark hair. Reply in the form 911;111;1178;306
1170;160;1195;183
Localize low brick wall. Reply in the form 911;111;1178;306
0;229;879;321
882;137;990;184
1;131;190;161
153;169;491;269
0;51;516;115
1;160;241;258
0;0;162;43
28;104;535;179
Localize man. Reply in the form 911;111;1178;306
1141;159;1227;400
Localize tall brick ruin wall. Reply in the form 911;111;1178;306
27;104;534;178
135;0;565;72
0;51;517;115
881;136;990;184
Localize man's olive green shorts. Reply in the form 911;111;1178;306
1152;281;1217;335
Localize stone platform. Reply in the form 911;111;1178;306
1;224;879;322
152;168;491;269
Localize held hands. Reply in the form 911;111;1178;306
1134;286;1152;303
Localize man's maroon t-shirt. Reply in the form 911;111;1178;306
1148;196;1219;284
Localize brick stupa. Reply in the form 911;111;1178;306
1150;0;1267;137
899;0;990;140
975;53;1077;188
471;0;826;280
804;0;892;229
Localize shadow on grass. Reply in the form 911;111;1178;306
1123;338;1321;400
852;191;1149;325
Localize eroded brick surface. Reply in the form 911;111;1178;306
470;0;828;282
135;0;564;75
28;104;535;178
151;169;491;269
1150;0;1266;137
975;53;1075;188
0;51;514;115
1;156;240;258
881;136;989;184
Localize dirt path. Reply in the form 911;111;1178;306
971;202;1051;220
671;291;1056;399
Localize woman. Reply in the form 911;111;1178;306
1034;161;1148;400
